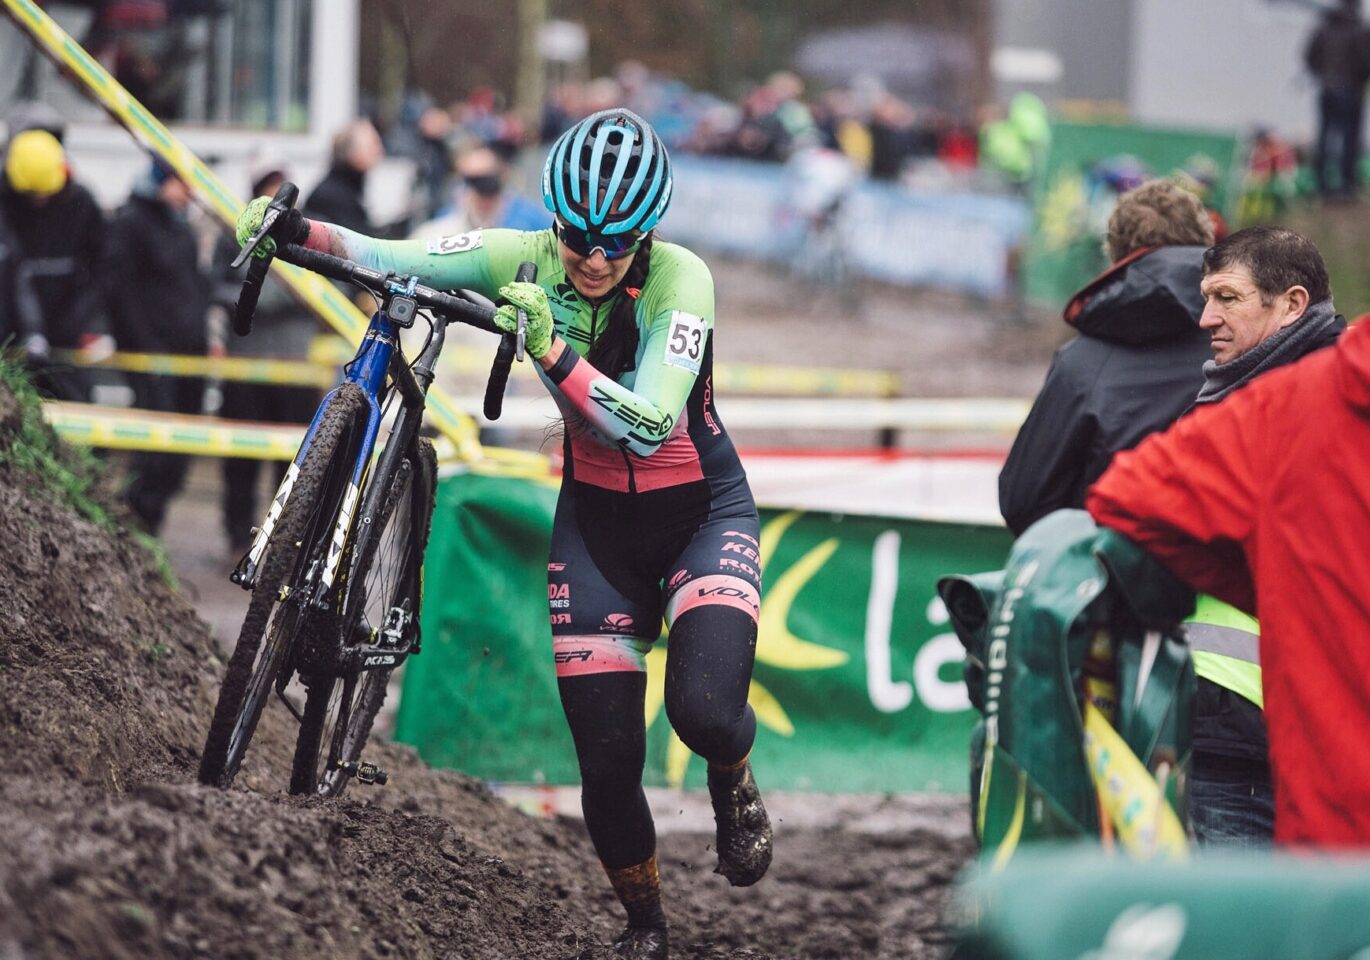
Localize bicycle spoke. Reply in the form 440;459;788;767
291;439;436;797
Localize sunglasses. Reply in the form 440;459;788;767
553;218;644;260
463;173;502;197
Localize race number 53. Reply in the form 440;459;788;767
664;310;706;373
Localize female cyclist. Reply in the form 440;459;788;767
237;108;771;960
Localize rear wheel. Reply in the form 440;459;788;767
197;385;369;788
288;438;438;796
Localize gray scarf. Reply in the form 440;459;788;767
1194;298;1346;405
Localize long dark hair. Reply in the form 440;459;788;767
586;233;654;379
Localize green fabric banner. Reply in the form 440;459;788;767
1024;121;1241;307
952;846;1370;959
394;471;1012;792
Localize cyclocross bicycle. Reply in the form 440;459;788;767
197;182;533;796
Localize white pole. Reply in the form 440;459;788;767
309;0;359;139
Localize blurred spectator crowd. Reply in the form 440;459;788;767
374;61;1033;233
378;60;1317;226
0;36;1359;552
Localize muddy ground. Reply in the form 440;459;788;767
0;265;1056;959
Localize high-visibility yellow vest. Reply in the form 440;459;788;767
1184;594;1263;709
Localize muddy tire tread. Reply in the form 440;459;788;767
197;384;369;788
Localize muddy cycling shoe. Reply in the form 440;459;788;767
612;924;669;960
708;759;773;886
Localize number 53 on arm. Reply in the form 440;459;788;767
664;310;707;373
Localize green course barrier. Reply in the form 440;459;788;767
395;471;1012;792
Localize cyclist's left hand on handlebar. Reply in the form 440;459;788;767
495;281;553;359
236;196;308;259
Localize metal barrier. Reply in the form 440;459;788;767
458;393;1030;435
44;402;304;460
46;347;1017;457
58;346;903;398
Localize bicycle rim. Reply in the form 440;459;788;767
291;439;437;797
197;384;369;788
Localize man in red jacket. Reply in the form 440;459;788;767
1087;309;1370;847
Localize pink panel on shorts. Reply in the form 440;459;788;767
553;634;652;678
665;574;760;627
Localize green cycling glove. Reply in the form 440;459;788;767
494;281;554;359
236;196;273;256
235;195;308;258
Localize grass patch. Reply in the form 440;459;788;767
1276;200;1370;321
0;356;180;589
0;354;114;530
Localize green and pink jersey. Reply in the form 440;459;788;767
303;223;745;495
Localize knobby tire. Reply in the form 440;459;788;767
197;384;369;788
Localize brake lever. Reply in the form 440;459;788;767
230;213;279;270
512;259;537;362
231;182;300;336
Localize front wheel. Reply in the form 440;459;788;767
289;438;438;796
197;385;369;788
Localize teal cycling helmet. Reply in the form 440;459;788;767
542;107;672;235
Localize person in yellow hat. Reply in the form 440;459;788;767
5;129;68;198
0;126;111;400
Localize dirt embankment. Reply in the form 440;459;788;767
0;370;971;960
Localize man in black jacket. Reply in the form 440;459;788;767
1304;0;1370;197
216;162;321;554
999;179;1215;535
302;117;387;233
106;158;211;535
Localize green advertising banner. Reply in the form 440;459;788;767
394;471;1012;793
1024;121;1242;307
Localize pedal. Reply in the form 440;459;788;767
335;759;389;786
357;761;388;785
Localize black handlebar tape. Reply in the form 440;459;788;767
483;261;538;422
482;329;517;422
233;255;271;336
